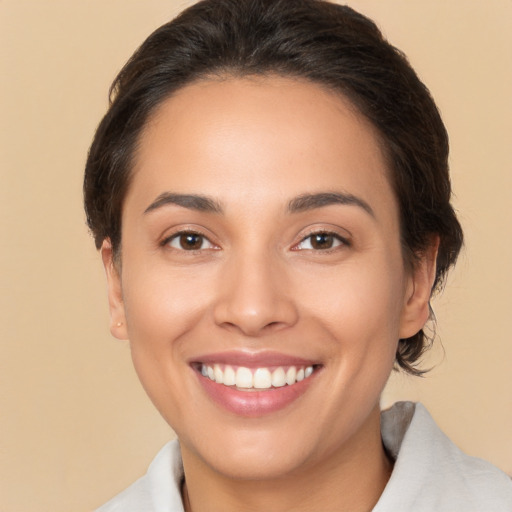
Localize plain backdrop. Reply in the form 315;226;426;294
1;1;511;510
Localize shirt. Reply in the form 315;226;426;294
96;402;512;511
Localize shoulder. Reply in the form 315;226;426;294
95;440;185;512
376;402;512;512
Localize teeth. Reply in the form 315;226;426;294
271;367;286;387
214;364;223;383
253;368;272;389
236;367;253;388
286;366;297;385
223;365;236;386
200;363;315;389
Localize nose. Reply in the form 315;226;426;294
213;250;299;337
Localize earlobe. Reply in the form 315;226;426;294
399;237;439;339
101;239;128;340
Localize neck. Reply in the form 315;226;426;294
181;406;393;512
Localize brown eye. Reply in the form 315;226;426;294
180;233;203;250
310;233;335;249
295;232;347;251
167;232;215;251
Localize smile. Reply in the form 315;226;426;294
199;363;315;390
192;354;321;417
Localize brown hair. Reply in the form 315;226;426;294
84;0;463;375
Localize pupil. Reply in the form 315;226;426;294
312;233;333;249
180;233;202;250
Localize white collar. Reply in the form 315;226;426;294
97;402;512;511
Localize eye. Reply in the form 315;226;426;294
294;232;347;251
165;231;217;251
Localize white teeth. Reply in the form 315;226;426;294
236;367;253;388
253;368;272;389
200;363;316;389
213;364;223;383
271;367;286;387
286;366;297;385
223;365;236;386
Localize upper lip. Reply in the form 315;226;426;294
190;350;319;368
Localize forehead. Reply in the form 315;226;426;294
126;76;396;219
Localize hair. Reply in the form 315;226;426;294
84;0;463;375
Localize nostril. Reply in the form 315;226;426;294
263;321;283;330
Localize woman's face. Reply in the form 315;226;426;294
103;76;432;480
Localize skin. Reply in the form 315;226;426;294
102;76;437;512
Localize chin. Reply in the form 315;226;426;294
176;408;344;483
192;434;315;481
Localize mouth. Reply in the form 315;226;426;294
190;353;322;417
194;363;317;390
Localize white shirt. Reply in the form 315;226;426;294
96;402;512;511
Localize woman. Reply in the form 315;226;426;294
84;0;512;510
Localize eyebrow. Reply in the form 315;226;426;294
143;191;374;217
144;193;223;214
287;192;374;217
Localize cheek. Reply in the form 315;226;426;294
120;265;212;394
123;263;210;340
119;274;208;433
300;257;406;337
298;255;406;396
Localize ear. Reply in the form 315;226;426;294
101;239;128;340
399;237;439;339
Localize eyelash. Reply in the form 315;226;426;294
161;230;218;252
161;229;350;253
293;230;350;252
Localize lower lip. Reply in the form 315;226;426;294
196;370;317;417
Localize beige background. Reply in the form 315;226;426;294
1;1;511;510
